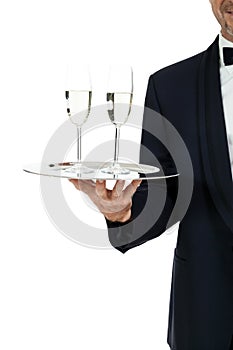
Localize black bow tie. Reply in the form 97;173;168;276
223;47;233;66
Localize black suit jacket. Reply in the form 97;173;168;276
107;36;233;350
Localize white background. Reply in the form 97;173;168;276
1;1;219;349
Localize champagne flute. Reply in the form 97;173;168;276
102;65;133;175
65;64;92;173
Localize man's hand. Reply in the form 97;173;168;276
69;179;142;223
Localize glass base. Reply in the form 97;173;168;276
63;163;93;176
101;163;130;175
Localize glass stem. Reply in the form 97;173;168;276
77;126;81;164
113;125;120;167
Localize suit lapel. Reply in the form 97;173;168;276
198;36;233;232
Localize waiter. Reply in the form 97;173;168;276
70;0;233;349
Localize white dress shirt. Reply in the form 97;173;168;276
219;33;233;178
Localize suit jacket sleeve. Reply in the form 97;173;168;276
106;75;179;254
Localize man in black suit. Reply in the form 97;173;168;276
70;0;233;348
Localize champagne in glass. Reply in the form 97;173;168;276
102;65;133;175
65;65;92;174
107;92;133;125
66;90;92;126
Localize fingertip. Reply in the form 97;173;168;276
69;179;78;187
132;179;142;187
97;179;104;184
117;179;125;187
96;179;107;189
113;179;125;194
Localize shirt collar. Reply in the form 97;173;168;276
219;33;233;70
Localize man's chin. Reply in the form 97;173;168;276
221;17;233;39
225;25;233;37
